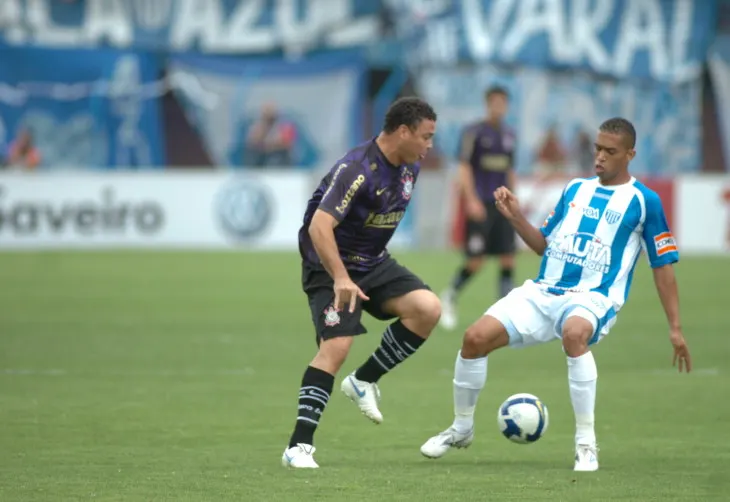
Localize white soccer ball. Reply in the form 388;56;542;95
497;393;549;444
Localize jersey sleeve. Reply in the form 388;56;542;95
318;162;368;221
457;126;476;163
539;185;569;242
641;192;679;267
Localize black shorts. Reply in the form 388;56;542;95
464;201;516;257
302;257;430;344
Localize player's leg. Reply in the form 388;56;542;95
343;263;440;423
422;282;552;458
282;287;367;469
440;219;488;330
558;295;616;472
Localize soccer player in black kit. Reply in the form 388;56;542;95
282;97;441;468
440;86;517;331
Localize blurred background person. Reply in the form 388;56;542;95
2;129;41;171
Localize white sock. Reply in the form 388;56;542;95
567;351;598;446
452;350;487;434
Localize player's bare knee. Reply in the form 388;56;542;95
312;336;353;374
462;316;508;358
394;290;441;337
561;319;593;357
466;257;484;273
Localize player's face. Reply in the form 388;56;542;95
594;131;635;184
487;94;508;122
398;119;436;164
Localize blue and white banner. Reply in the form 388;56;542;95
392;0;717;83
709;35;730;171
417;66;701;175
0;47;164;168
167;52;365;169
0;0;380;56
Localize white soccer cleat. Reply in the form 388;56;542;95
420;426;474;459
439;290;458;331
573;444;599;472
281;443;319;469
340;372;383;424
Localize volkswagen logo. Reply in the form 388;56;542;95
215;181;274;240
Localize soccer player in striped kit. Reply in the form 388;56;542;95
420;118;692;472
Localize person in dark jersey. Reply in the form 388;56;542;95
282;97;441;469
440;86;518;331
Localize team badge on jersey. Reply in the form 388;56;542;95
401;171;414;200
323;305;341;327
654;232;677;256
604;209;622;225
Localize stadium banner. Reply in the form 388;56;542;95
676;176;730;254
416;66;701;177
0;46;164;169
0;171;308;250
450;175;676;251
0;0;379;55
166;52;365;169
396;0;717;84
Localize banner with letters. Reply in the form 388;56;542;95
0;46;164;169
0;171;309;249
166;52;365;169
394;0;717;84
0;0;380;55
417;66;701;177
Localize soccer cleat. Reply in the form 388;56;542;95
281;443;319;469
439;290;458;331
420;426;474;459
573;443;599;472
340;372;383;424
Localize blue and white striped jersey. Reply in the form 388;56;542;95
536;177;679;309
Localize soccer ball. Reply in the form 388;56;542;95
497;393;549;444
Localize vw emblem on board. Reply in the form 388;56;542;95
215;180;274;241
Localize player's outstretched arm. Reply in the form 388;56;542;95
493;187;547;255
652;264;691;372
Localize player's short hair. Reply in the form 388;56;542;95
599;117;636;149
485;85;509;101
383;97;437;134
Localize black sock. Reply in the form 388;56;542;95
288;366;334;448
499;267;514;298
354;320;426;383
451;266;474;294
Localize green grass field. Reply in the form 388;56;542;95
1;250;729;501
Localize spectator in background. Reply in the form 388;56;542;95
535;124;567;179
3;129;41;171
573;130;595;177
244;103;297;167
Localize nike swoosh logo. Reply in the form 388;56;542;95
349;376;366;397
284;453;294;463
376;188;387;196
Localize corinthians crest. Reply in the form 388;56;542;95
401;169;414;200
323;305;341;327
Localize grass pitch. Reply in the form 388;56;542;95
1;251;728;501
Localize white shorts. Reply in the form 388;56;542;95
485;280;618;349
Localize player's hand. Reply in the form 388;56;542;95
670;328;692;373
493;186;522;220
333;276;370;314
466;198;487;221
